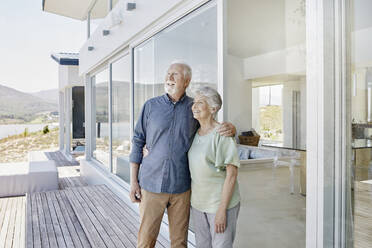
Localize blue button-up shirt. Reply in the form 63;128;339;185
129;94;199;194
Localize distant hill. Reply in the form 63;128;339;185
0;84;58;122
31;89;59;105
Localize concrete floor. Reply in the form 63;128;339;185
234;165;306;248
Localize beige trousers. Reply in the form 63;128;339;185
137;189;191;248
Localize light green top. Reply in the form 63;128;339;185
188;128;240;213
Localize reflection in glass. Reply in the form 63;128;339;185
112;55;131;183
93;68;109;167
134;4;217;121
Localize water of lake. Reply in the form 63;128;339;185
0;123;58;140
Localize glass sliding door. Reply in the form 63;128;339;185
133;1;217;234
346;0;372;246
226;0;307;247
112;54;131;183
92;67;110;168
134;2;218;121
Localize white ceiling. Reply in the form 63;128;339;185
43;0;119;20
227;0;305;58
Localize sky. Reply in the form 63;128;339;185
0;0;86;93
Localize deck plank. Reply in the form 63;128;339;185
47;191;74;248
71;188;125;247
45;191;67;248
84;186;138;246
0;197;10;244
40;193;58;247
35;193;49;247
4;197;16;248
26;195;33;248
12;197;23;248
69;187;119;248
95;185;170;248
44;151;79;167
31;194;41;248
78;186;134;248
55;190;91;248
65;189;107;248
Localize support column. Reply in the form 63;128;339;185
65;88;71;155
59;91;65;151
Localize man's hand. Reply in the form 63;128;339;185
130;182;142;203
217;122;236;137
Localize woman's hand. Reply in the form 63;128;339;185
143;145;149;158
215;208;227;233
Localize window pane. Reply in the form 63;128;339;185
134;4;217;121
253;85;284;142
133;3;217;233
93;68;109;168
112;55;131;183
227;0;307;247
347;0;372;246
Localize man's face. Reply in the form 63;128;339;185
164;64;189;96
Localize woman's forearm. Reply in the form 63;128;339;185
218;165;238;211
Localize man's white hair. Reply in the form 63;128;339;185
169;60;192;81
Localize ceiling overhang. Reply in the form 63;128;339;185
42;0;114;20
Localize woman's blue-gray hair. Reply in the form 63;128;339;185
193;86;222;119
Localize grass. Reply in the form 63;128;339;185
259;105;283;141
0;127;59;163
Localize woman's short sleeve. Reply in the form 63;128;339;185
215;135;241;170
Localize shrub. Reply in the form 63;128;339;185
43;125;50;134
23;128;29;137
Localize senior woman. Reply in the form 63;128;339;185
188;86;240;248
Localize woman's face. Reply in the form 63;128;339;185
192;95;214;121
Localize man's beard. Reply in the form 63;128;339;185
164;85;177;95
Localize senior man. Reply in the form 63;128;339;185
129;62;235;248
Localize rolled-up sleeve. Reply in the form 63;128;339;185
129;102;149;164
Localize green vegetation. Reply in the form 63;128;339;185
0;84;58;124
259;105;283;141
23;128;29;137
0;127;59;163
43;125;50;134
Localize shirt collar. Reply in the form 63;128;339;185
164;93;187;104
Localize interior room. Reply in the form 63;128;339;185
348;0;372;246
225;0;307;247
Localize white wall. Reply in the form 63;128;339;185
352;68;368;122
79;0;208;75
252;87;260;133
243;44;305;80
58;65;83;91
225;55;252;135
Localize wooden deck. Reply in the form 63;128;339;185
29;150;79;167
58;166;87;190
26;190;91;248
44;151;79;167
0;196;26;248
26;185;170;248
0;156;171;248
